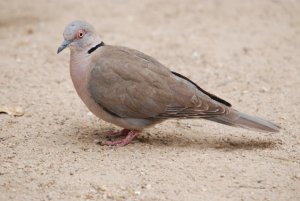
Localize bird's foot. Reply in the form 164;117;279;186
103;129;130;137
102;130;140;146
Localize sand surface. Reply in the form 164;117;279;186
0;0;299;200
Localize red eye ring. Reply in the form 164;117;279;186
76;30;85;39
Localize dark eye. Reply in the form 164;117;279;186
76;30;85;39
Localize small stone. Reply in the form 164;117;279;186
93;139;100;143
242;90;248;94
259;87;269;93
134;190;141;195
107;193;113;199
98;185;107;192
192;51;199;58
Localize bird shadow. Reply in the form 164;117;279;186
134;132;279;150
74;125;280;151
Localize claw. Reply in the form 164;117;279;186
101;130;140;146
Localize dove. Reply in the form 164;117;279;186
57;20;280;146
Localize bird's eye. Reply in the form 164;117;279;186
76;30;85;39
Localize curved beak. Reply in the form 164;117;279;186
57;40;71;54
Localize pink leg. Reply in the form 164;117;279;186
103;129;130;137
102;130;140;146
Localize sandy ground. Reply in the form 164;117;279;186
0;0;299;200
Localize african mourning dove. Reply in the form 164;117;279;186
57;20;280;146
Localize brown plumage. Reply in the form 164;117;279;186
58;20;280;146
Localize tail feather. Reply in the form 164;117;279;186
206;110;280;132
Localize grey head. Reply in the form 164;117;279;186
57;20;98;54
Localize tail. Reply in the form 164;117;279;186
206;109;280;132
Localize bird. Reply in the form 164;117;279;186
57;20;280;146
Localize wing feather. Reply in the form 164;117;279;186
89;45;230;120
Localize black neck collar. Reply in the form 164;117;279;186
87;41;105;54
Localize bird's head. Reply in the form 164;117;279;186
57;20;99;54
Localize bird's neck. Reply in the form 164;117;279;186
69;50;92;94
69;36;103;92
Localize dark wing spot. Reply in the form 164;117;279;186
172;71;232;107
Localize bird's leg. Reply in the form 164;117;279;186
103;129;130;137
102;130;140;146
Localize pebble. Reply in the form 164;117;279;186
93;139;100;144
146;184;152;190
192;51;199;58
134;190;141;195
259;87;269;93
242;90;248;94
87;112;93;116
